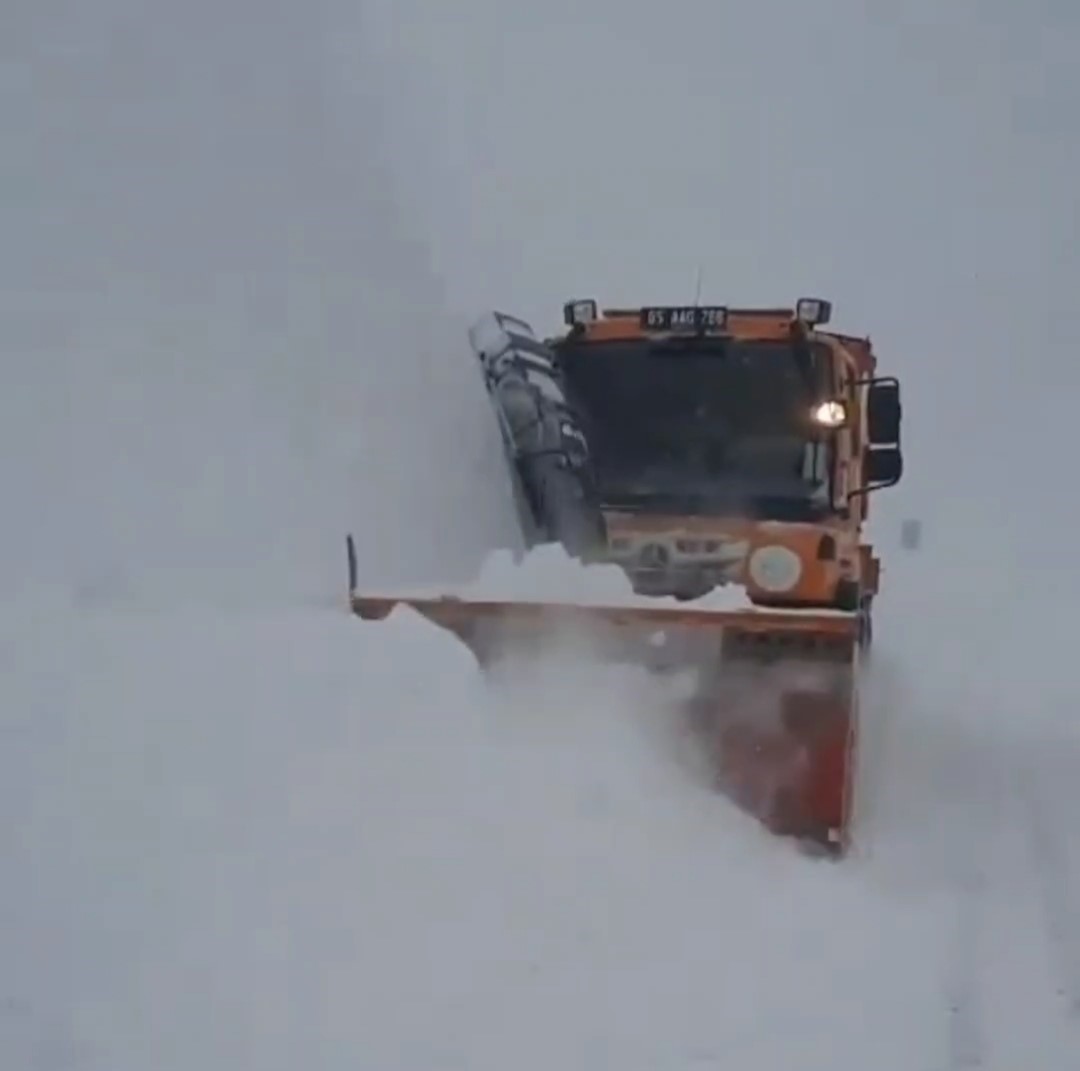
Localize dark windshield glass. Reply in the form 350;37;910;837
556;337;833;519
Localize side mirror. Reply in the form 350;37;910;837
847;375;905;503
865;445;902;487
867;379;901;445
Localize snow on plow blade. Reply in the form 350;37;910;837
349;587;860;857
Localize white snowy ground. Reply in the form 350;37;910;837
2;547;1079;1070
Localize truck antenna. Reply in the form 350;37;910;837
693;264;703;307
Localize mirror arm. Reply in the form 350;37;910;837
848;445;903;502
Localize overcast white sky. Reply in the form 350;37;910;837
2;1;1077;598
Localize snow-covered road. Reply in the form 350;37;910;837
1;559;1078;1069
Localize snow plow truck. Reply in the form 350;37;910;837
348;297;904;857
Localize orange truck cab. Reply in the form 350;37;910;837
545;298;904;646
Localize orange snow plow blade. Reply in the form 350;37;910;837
350;590;860;857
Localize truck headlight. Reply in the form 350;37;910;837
812;400;847;428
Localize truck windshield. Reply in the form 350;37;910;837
556;336;834;520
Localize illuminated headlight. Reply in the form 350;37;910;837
563;299;598;326
812;400;847;428
796;297;832;326
748;545;803;593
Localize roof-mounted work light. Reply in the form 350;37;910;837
796;297;832;327
563;299;598;326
